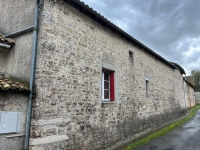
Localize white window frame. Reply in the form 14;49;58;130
102;71;111;102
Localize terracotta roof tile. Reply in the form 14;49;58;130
185;76;195;88
0;74;30;93
0;36;15;46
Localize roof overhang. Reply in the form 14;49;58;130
169;62;186;75
0;36;15;51
0;73;30;93
184;76;195;88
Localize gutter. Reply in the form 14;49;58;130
24;0;40;149
0;43;11;49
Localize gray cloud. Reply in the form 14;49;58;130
82;0;200;75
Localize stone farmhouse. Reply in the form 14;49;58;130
0;0;195;150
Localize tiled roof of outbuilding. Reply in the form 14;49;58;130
0;74;30;93
0;36;15;46
184;76;195;88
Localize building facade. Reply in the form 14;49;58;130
0;0;195;150
195;92;200;104
184;76;195;108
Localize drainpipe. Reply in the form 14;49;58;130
24;0;40;149
0;43;11;49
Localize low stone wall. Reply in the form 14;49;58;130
29;107;185;150
68;108;185;150
196;100;200;104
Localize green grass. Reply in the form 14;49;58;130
123;104;200;150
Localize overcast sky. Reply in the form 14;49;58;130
81;0;200;75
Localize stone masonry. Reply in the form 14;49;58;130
187;84;195;108
29;0;187;149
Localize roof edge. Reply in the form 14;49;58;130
0;36;15;49
184;78;195;89
169;62;186;75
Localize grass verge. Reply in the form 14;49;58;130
123;104;200;150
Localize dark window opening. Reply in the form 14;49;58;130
129;51;133;59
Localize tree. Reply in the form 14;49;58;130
191;69;200;92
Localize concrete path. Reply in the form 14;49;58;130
134;109;200;150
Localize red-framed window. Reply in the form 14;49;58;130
102;70;115;101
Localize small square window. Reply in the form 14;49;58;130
102;70;115;102
0;111;21;134
129;51;133;59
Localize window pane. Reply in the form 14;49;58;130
104;90;109;99
104;72;109;81
104;81;109;89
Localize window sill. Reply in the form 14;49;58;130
146;94;151;98
101;101;118;108
101;101;114;103
6;133;25;138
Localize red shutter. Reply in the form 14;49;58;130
110;72;115;101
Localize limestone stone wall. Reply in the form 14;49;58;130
31;0;186;149
184;81;195;108
187;85;195;108
174;69;185;109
